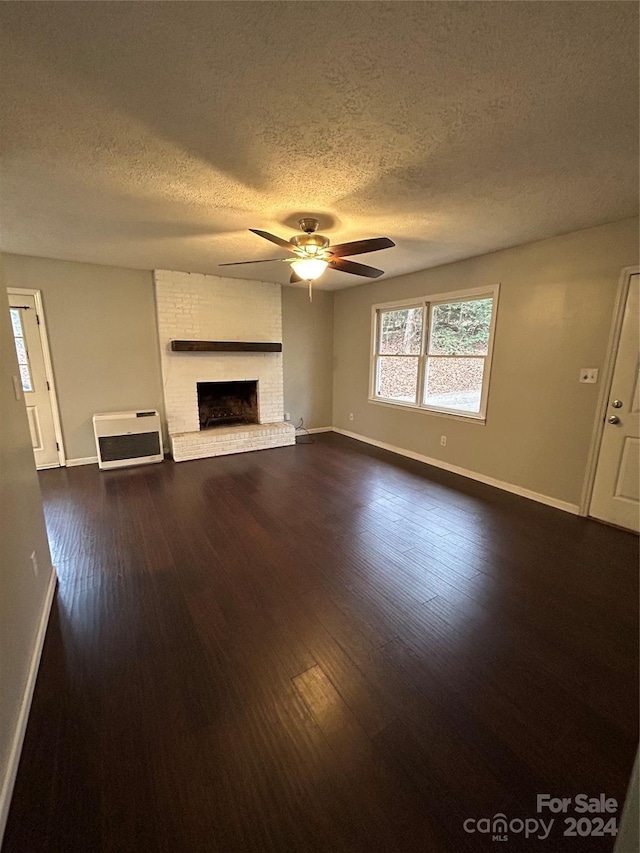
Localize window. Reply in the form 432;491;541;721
10;308;33;392
376;306;423;403
371;286;498;420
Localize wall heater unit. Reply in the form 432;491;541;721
93;410;163;470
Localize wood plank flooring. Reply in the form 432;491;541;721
4;433;638;852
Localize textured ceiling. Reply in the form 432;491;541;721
0;2;638;290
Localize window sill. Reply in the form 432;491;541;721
368;397;486;425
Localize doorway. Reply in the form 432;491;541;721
588;271;639;532
7;289;65;469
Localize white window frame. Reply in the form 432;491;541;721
369;284;500;423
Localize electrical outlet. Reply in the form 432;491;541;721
30;550;39;577
440;435;447;447
580;368;598;384
284;412;291;421
349;413;354;421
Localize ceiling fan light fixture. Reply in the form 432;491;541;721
290;257;329;280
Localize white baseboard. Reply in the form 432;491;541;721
66;456;98;467
332;427;580;515
0;566;57;844
299;426;333;434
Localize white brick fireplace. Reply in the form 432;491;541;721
154;269;294;461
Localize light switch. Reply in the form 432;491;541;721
580;368;598;384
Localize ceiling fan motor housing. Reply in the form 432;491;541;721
298;217;319;233
291;232;330;256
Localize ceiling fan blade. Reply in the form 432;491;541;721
328;237;395;258
249;229;296;252
329;258;384;278
219;257;290;266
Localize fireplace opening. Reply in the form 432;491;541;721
197;381;258;429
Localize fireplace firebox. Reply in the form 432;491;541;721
197;381;258;429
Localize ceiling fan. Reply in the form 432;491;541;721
220;218;395;298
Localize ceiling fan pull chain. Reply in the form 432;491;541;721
308;280;313;302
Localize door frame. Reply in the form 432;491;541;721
579;265;639;517
7;287;66;468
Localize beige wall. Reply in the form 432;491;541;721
333;218;639;506
0;255;55;842
3;254;165;461
282;286;334;430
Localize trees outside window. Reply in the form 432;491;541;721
371;287;499;420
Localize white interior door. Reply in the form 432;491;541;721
8;293;62;468
590;273;639;532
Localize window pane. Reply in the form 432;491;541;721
10;308;23;337
377;356;419;402
14;336;28;364
19;363;33;392
379;307;423;355
429;298;493;355
424;357;484;413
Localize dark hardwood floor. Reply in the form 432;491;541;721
4;433;638;852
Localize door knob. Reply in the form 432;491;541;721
611;400;623;408
608;415;620;424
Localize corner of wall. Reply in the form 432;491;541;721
0;254;57;847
